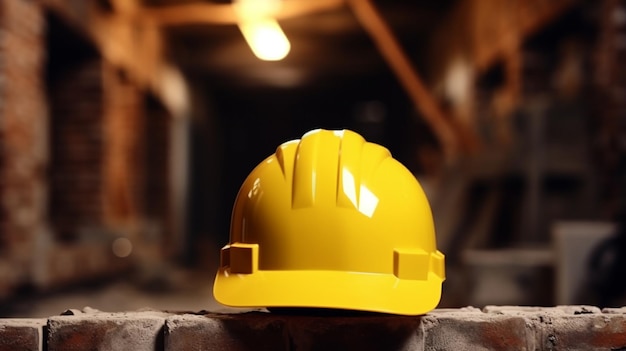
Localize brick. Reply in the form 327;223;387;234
285;313;423;351
48;60;106;241
424;310;534;350
165;312;286;351
165;310;424;351
1;306;626;350
0;0;46;295
432;306;482;313
602;307;626;314
552;306;602;315
533;312;626;351
484;305;552;314
483;305;602;315
485;305;626;350
47;311;167;351
0;319;45;351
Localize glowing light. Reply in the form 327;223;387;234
237;18;290;61
234;0;281;19
112;238;133;258
234;0;290;61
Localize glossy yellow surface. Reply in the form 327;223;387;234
213;129;445;315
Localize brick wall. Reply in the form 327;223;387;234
39;19;172;289
47;58;105;241
593;0;626;218
102;64;145;228
0;0;174;296
1;306;625;351
142;95;171;245
0;0;47;293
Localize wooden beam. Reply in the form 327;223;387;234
142;0;345;26
473;0;576;72
519;0;576;38
347;0;459;158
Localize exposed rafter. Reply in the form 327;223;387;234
141;0;345;26
347;0;460;158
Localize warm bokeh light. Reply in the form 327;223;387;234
234;0;282;18
237;18;291;61
234;0;290;61
112;238;133;258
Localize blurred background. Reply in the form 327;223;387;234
1;0;626;317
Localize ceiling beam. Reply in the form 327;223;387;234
141;0;345;26
347;0;461;158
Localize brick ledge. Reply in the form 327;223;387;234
1;306;625;350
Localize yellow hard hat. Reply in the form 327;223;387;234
213;129;445;315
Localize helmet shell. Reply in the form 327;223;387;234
214;129;445;315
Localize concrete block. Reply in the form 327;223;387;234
0;319;45;351
424;310;534;350
165;313;286;351
47;311;167;351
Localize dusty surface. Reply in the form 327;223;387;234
1;267;232;318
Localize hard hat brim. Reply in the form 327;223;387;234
213;268;443;316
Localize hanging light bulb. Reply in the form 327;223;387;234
234;0;291;61
237;18;290;61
